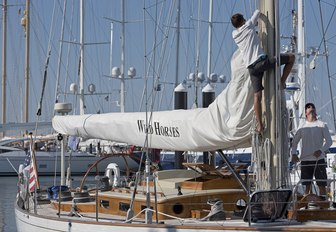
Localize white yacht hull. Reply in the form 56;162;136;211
14;200;336;232
14;204;235;232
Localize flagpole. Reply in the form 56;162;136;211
29;132;40;190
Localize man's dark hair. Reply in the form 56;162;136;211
305;103;316;110
231;13;245;28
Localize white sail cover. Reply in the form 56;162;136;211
53;50;254;152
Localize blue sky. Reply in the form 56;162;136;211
1;0;336;132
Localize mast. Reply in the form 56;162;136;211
120;0;125;112
260;0;279;189
1;0;7;136
79;0;85;115
110;23;113;76
23;0;30;123
206;0;213;83
297;0;306;124
174;0;180;88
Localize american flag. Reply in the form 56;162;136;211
24;145;38;192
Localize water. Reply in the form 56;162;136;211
0;175;97;232
0;176;18;232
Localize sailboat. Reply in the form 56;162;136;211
14;0;336;231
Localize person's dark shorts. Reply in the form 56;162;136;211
301;159;327;186
248;54;291;93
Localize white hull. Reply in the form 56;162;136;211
0;150;140;175
14;199;336;232
14;203;235;232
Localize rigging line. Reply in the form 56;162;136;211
36;50;51;117
318;0;336;130
311;0;336;53
152;1;174;109
217;1;238;75
143;6;168;40
320;0;336;8
318;5;336;49
157;32;175;109
187;16;198;75
141;1;167;112
85;2;106;97
142;0;148;147
54;0;67;107
36;0;58;118
139;0;153;221
149;0;160;117
6;12;22;122
63;0;75;102
177;9;197;73
211;22;230;73
193;0;202;108
184;2;194;77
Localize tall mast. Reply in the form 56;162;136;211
260;0;279;188
79;0;85;115
120;0;125;112
174;0;180;88
1;0;7;136
24;0;30;122
297;0;306;123
206;0;213;82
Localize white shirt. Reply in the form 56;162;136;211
232;10;265;67
291;119;332;161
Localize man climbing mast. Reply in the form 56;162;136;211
231;9;295;134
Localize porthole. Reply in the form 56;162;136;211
172;203;184;214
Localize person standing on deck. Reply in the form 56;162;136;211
291;103;332;198
231;10;295;133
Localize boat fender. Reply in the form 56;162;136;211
18;164;24;174
17;165;29;209
105;163;120;187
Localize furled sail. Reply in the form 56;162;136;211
52;50;254;152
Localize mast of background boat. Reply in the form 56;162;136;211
285;9;300;132
23;0;30;123
79;0;85;115
173;0;185;169
192;0;201;108
206;0;213;88
110;23;113;77
120;0;125;112
60;0;85;185
202;0;214;165
1;0;7;137
297;0;306;124
60;0;86;185
174;0;180;89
